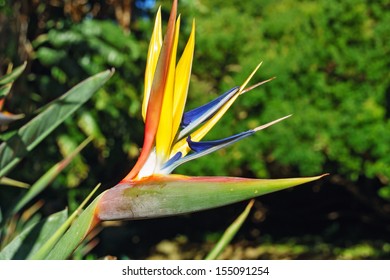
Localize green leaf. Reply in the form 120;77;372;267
0;62;27;86
378;185;390;200
97;175;327;220
78;112;106;148
31;184;101;260
56;135;90;187
205;200;254;260
47;29;83;48
0;177;30;188
11;137;92;215
0;209;67;260
0;69;113;178
36;47;67;66
0;84;12;99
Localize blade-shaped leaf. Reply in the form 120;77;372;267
0;177;29;188
0;62;27;86
97;174;327;221
205;200;254;260
31;184;101;260
0;84;12;99
0;209;67;260
12;137;92;215
0;69;113;178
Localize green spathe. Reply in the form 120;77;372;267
96;174;326;221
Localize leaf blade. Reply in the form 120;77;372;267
205;200;254;260
31;184;101;260
0;177;30;188
0;69;113;178
0;209;67;260
12;137;92;215
0;62;27;86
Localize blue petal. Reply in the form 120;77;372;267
181;87;239;127
162;151;182;169
177;87;239;139
162;129;255;174
161;115;291;174
187;131;253;153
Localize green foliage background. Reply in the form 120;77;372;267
1;0;390;259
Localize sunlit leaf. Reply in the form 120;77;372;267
0;84;12;99
205;200;254;260
0;69;113;178
12;137;92;215
77;112;106;149
56;135;90;187
97;175;327;220
0;177;29;188
0;209;67;260
0;62;27;86
31;184;100;260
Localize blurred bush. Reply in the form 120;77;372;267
178;0;390;213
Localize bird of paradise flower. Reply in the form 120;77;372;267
43;0;325;259
95;0;325;221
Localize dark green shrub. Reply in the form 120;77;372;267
178;0;390;207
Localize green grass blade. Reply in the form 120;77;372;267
0;69;113;178
12;137;93;214
0;62;27;86
0;209;67;260
0;222;37;259
0;177;30;188
43;194;102;260
30;184;101;260
205;200;254;260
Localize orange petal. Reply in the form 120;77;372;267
123;0;178;181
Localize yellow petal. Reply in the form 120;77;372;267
155;16;181;163
172;20;196;139
238;62;263;94
142;7;163;121
123;0;177;181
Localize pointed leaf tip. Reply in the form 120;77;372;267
0;69;113;178
205;199;254;260
0;61;27;86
